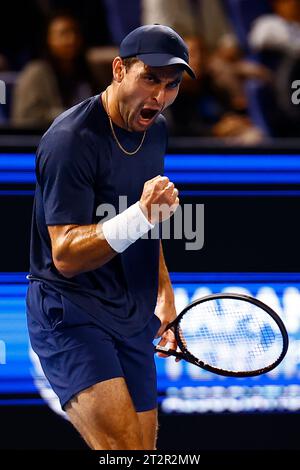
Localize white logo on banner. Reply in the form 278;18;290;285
0;80;6;105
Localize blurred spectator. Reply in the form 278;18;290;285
249;0;300;55
207;33;272;112
142;0;233;51
211;113;265;144
42;0;111;47
11;12;94;129
249;0;300;136
0;1;110;72
142;0;268;143
167;34;268;143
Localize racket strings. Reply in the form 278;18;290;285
178;299;284;373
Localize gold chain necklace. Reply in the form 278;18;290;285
105;89;146;156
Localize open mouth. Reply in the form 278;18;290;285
140;108;159;121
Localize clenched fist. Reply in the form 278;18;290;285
139;175;179;224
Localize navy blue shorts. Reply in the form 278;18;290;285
26;281;161;411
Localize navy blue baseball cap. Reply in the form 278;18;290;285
120;24;196;79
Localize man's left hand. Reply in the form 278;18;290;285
154;301;181;362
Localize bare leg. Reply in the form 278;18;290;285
65;377;144;450
137;408;158;450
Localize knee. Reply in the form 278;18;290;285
106;420;144;450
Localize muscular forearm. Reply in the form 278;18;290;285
50;224;117;278
155;241;177;336
157;241;175;305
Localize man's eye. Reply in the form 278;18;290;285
168;82;179;89
145;76;155;82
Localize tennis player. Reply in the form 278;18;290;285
26;24;195;450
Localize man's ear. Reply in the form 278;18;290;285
112;57;125;82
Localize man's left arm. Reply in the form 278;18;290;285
155;241;179;358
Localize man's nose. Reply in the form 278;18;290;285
152;86;165;105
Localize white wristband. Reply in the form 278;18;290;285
102;202;154;253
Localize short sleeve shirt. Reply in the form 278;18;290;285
28;94;167;337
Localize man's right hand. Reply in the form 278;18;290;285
139;175;179;224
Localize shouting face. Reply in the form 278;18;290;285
109;58;183;132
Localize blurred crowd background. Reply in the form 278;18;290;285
1;0;300;145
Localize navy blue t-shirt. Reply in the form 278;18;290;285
27;94;167;337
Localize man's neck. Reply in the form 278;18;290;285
103;85;127;130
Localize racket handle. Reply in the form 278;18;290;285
155;345;184;359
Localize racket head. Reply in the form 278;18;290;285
173;293;289;377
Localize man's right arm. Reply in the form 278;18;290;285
48;223;116;279
48;175;179;279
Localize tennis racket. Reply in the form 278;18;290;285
155;293;289;377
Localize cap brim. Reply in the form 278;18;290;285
137;53;196;79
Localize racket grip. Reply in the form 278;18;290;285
154;345;184;359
